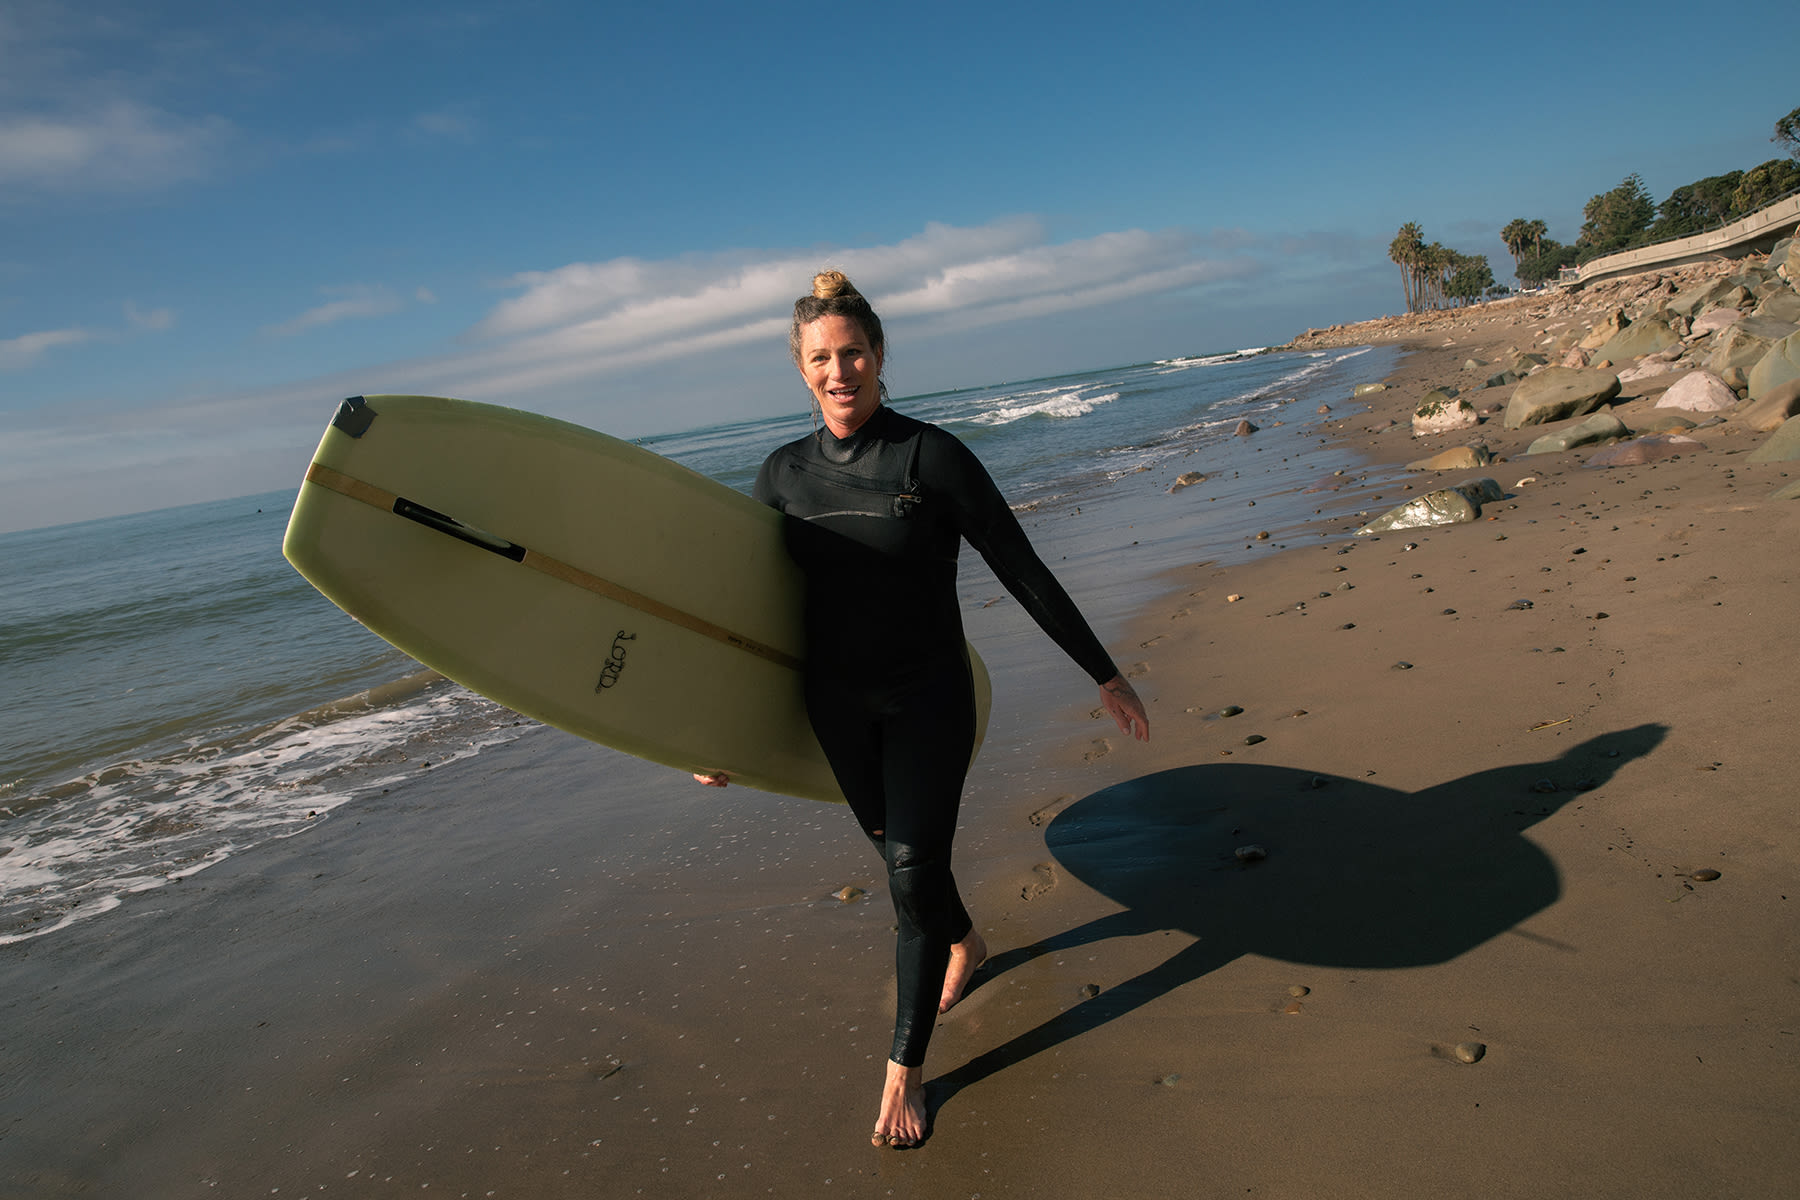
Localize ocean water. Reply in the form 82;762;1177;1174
0;343;1400;944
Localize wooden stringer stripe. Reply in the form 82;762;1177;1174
303;460;803;673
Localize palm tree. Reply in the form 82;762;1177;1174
1389;222;1424;312
1500;219;1532;271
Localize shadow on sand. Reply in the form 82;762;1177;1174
931;723;1666;1107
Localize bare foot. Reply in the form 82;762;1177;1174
872;1059;927;1148
938;928;988;1013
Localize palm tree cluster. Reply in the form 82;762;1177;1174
1387;225;1494;311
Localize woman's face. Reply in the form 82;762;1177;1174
797;315;883;437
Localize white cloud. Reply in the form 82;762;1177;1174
125;300;175;331
0;326;94;369
0;101;229;191
445;218;1249;399
264;285;404;338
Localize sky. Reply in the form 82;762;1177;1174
1;0;1793;534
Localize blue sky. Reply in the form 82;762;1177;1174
1;0;1792;532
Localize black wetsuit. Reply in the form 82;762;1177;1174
754;405;1117;1067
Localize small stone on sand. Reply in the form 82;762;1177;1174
1234;844;1267;862
1288;985;1310;997
1080;983;1101;999
1691;869;1722;882
1454;1042;1487;1064
834;886;865;903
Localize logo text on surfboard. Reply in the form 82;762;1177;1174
595;631;636;692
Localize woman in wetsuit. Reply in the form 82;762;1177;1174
700;270;1150;1148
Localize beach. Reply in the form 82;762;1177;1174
5;270;1799;1198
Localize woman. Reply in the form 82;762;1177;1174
700;270;1149;1148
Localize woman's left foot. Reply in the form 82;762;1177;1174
938;929;988;1013
872;1060;927;1148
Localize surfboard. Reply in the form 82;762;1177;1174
281;395;992;804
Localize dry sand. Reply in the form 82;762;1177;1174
4;281;1798;1198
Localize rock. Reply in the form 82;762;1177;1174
1080;983;1101;999
1484;370;1521;389
1288;985;1310;998
1169;470;1207;493
1690;868;1722;882
1506;351;1548;374
1560;347;1590;368
1747;331;1800;400
1503;367;1622;429
1595;316;1680;364
1721;365;1749;390
1412;389;1479;435
1617;360;1688;385
1771;479;1800;501
834;886;865;903
1655;370;1739;413
1526;411;1629;455
1734;378;1800;431
1235;419;1259;436
1709;316;1799;376
1234;844;1268;862
1633;408;1697;434
1578;309;1628;351
1219;705;1244;717
1353;383;1388;396
1454;1042;1487;1064
1756;290;1800;325
1689;307;1742;335
1355;478;1500;533
1746;415;1800;463
1462;358;1487;371
1317;403;1331;414
1585;433;1705;468
1406;444;1495;471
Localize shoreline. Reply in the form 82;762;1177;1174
5;261;1799;1196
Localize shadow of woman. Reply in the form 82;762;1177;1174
930;722;1666;1107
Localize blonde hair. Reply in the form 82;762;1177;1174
789;270;888;393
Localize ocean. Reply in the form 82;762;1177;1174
0;343;1401;945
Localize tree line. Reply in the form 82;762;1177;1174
1392;104;1800;302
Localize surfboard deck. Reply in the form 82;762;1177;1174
281;395;991;803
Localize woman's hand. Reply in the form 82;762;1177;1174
693;772;730;787
1099;674;1150;742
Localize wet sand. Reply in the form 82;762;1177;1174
5;285;1799;1197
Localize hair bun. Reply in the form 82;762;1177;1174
811;269;858;300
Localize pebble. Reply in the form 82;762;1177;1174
1219;704;1245;717
1393;661;1413;670
1256;530;1270;540
834;886;866;903
1507;599;1534;610
1340;623;1356;630
1282;1000;1303;1015
1154;1073;1182;1086
1691;869;1722;882
1454;1042;1487;1064
1289;709;1308;718
1080;983;1102;999
1234;844;1268;862
1288;985;1310;997
1531;779;1559;794
1227;593;1243;603
1243;734;1266;745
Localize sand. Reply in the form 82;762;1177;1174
4;282;1798;1198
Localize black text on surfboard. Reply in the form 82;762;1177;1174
595;631;636;693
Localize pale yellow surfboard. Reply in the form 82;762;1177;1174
282;395;992;803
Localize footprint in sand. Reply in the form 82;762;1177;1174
1083;738;1113;763
1126;661;1150;678
1029;794;1076;827
1021;862;1058;900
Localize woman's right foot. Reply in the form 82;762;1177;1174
938;928;987;1013
872;1060;927;1147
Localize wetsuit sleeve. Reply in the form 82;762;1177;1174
924;430;1120;685
752;450;784;510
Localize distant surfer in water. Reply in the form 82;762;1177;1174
698;270;1149;1148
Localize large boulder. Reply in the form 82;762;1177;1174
1668;278;1729;317
1780;236;1800;281
1733;378;1800;431
1526;411;1629;455
1708;316;1800;375
1406;444;1495;471
1634;409;1697;434
1689;307;1742;336
1412;389;1479;435
1655;370;1739;413
1746;415;1800;463
1747;331;1800;401
1594;316;1680;364
1578;310;1628;351
1756;290;1800;324
1355;478;1503;535
1503;367;1622;429
1504;351;1547;374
